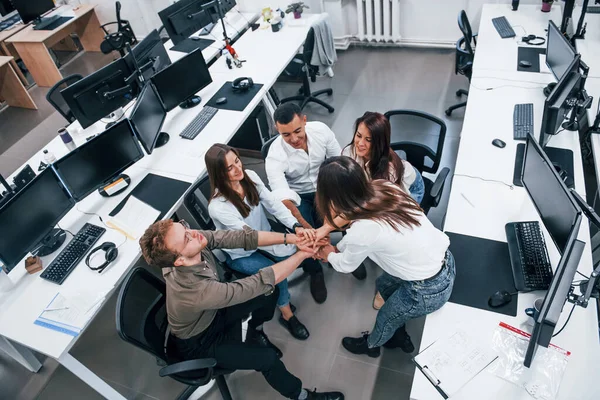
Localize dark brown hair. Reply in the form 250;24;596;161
139;220;178;268
316;156;422;231
205;144;260;218
346;112;405;184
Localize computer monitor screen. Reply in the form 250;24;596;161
221;0;237;14
151;48;212;111
12;0;54;24
61;58;139;129
0;0;15;17
524;236;583;367
0;168;74;272
53;119;144;201
129;83;167;154
539;58;581;147
522;136;581;254
169;0;213;36
125;29;171;81
546;20;577;81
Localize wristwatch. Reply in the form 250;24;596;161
292;222;303;232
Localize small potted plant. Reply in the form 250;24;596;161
286;2;309;19
541;0;554;13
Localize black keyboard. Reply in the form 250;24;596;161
179;106;219;140
492;16;516;38
0;14;21;32
33;15;62;31
40;223;106;285
506;222;553;291
513;103;534;140
587;5;600;13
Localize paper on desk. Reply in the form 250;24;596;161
413;330;498;398
539;54;551;74
34;291;107;336
106;196;160;240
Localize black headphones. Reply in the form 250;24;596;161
231;77;254;92
522;34;546;46
85;242;118;273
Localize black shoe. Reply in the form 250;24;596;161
351;263;367;280
310;271;327;304
306;388;345;400
279;315;310;340
246;328;283;358
383;326;415;353
341;332;380;358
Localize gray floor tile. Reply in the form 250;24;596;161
0;152;27;178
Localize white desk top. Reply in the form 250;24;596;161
0;13;320;360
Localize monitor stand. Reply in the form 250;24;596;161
36;228;67;257
156;132;170;148
543;82;557;97
197;22;216;36
180;96;201;109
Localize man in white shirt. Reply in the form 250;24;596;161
265;103;367;294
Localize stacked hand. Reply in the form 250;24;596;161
295;227;335;260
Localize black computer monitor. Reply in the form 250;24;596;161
522;136;582;254
129;83;168;154
0;0;15;17
539;55;582;147
12;0;53;24
158;0;216;45
546;20;577;81
221;0;237;14
125;29;171;82
524;237;584;367
53;119;144;201
61;58;139;129
0;168;75;272
151;47;212;111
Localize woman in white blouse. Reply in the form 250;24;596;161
315;156;455;357
206;144;321;341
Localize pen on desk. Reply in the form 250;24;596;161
44;306;69;312
461;193;475;208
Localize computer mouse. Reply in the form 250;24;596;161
216;97;228;105
492;138;506;148
488;290;513;308
519;60;533;68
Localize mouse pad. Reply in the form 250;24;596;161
517;47;546;72
447;232;518;317
109;174;191;220
205;81;264;112
513;144;574;188
170;38;214;54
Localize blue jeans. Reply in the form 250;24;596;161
409;167;425;205
368;251;456;348
228;252;291;308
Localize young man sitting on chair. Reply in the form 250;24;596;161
266;103;368;295
139;220;344;400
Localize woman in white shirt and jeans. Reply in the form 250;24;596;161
206;144;322;341
315;156;455;356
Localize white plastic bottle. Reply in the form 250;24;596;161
43;150;57;164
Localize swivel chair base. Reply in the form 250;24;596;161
445;89;469;116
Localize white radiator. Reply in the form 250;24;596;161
356;0;401;42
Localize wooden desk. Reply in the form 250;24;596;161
6;5;104;87
0;56;36;109
0;23;29;86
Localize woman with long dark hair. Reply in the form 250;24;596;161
205;144;322;341
342;111;425;202
315;156;454;356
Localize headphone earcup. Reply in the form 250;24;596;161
106;247;118;262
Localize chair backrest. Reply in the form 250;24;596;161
116;1;123;29
183;174;216;230
385;110;447;174
46;74;83;123
458;10;474;56
303;27;316;65
261;135;279;160
455;37;474;79
116;267;169;362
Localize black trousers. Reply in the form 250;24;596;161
297;192;323;276
173;292;303;399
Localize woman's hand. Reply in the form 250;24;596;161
315;224;334;243
316;244;337;261
295;227;317;244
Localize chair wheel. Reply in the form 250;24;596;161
445;109;452;116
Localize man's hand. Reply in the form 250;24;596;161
296;226;317;243
316;244;337;261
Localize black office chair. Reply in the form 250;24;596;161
100;1;137;57
279;28;334;113
445;10;476;117
46;74;83;123
385;109;451;215
116;267;234;400
261;135;279;159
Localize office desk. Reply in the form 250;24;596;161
411;3;600;399
0;23;29;86
6;5;104;87
0;14;321;400
0;56;36;109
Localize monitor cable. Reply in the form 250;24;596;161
453;173;515;190
552;302;576;337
